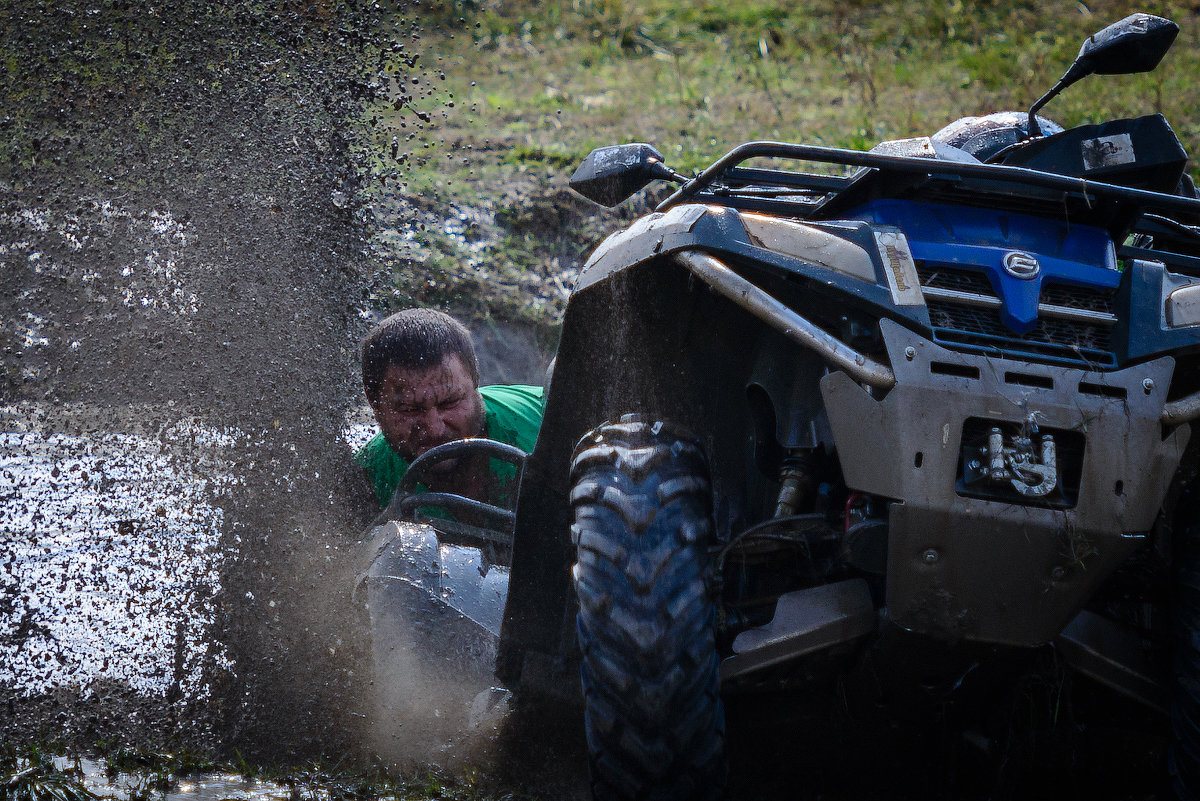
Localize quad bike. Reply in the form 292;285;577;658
369;11;1200;800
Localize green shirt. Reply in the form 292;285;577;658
355;384;545;509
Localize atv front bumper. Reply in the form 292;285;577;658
822;317;1189;645
658;245;1191;646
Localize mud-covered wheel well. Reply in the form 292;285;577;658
497;254;813;690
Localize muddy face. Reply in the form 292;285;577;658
369;354;485;468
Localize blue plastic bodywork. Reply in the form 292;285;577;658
846;200;1121;334
575;200;1200;370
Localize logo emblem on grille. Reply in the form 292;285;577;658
1003;251;1041;280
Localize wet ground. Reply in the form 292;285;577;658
71;757;288;801
3;750;515;801
0;405;542;797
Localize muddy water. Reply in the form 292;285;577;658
0;1;570;787
0;404;234;700
1;188;371;756
0;0;396;761
64;757;290;801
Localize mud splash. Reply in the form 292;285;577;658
0;403;234;701
0;0;571;785
0;0;394;760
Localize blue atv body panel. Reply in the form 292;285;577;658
845;199;1120;335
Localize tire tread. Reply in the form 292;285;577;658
571;417;726;801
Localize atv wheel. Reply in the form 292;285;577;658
570;416;726;801
1173;525;1200;798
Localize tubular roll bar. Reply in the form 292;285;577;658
1163;395;1200;426
672;250;896;390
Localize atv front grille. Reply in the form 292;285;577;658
916;264;994;295
1038;282;1117;316
916;263;1119;368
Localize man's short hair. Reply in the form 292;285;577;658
361;308;480;401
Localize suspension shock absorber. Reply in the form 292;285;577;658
774;451;815;518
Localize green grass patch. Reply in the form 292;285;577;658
362;0;1200;328
502;144;584;168
1;742;535;801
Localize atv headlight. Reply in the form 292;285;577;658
1166;281;1200;328
739;212;876;281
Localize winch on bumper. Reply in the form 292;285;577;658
822;318;1191;646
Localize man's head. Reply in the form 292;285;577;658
361;309;485;463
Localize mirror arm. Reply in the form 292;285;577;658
1026;89;1054;138
648;159;689;184
1027;59;1092;138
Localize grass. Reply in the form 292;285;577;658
0;745;95;801
1;742;533;801
362;0;1200;329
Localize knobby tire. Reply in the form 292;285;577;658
570;416;726;801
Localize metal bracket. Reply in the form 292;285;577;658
720;579;876;683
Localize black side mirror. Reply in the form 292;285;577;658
1028;13;1178;136
1079;12;1179;75
569;143;680;206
